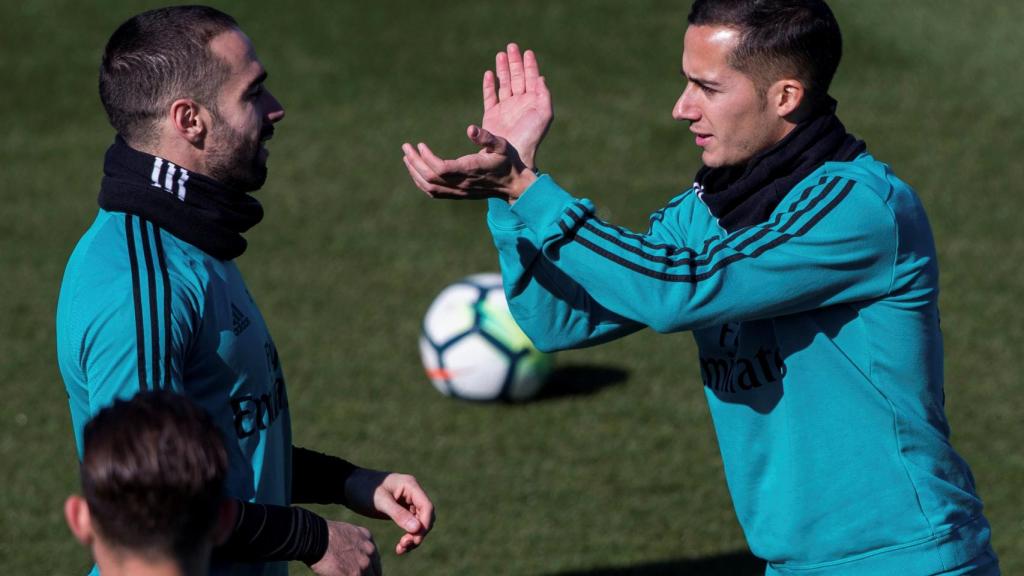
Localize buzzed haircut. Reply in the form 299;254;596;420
99;5;238;146
80;390;228;560
688;0;843;105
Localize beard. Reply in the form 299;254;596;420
205;119;268;193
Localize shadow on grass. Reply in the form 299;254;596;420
536;364;630;400
546;550;766;576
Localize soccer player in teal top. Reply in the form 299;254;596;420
403;0;999;573
57;6;433;576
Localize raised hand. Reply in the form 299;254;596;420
481;43;552;169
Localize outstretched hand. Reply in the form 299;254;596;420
402;125;536;202
344;468;435;555
482;43;552;169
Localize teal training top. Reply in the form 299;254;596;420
57;209;291;576
486;154;996;574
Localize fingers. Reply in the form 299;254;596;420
356;527;380;576
466;125;505;155
495;44;539;99
410;489;435;534
402;153;459;199
482;70;498;112
523;49;539;92
374;473;435;556
313;521;381;576
401;143;463;199
395;475;435;536
402;142;444;176
381;473;435;535
417;142;451;174
401;143;431;176
496;51;512;100
392;496;432;555
401;133;516;200
396;532;424;555
507;42;525;95
378;495;423;535
402;156;434;195
537;75;552;113
370;544;382;576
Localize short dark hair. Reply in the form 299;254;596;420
80;390;228;560
688;0;842;102
99;5;239;146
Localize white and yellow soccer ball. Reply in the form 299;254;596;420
419;273;554;402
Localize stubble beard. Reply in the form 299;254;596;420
206;119;268;193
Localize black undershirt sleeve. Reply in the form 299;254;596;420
291;446;357;505
212;447;357;566
215;501;329;566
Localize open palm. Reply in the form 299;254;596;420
481;43;552;169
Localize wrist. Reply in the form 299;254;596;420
507;167;537;204
343;467;385;511
519;151;536;171
291;447;356;505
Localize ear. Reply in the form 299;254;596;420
212;497;239;546
770;78;805;118
168;98;212;146
64;495;95;547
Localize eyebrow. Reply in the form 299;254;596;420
680;70;722;88
245;71;268;92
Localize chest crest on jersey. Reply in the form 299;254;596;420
699;322;787;395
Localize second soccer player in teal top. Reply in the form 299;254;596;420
403;0;1000;573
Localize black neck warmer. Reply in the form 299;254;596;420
694;100;865;232
98;137;263;260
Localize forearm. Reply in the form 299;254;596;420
291;446;357;505
506;174;896;332
488;197;643;351
214;500;328;565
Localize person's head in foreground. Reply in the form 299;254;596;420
64;391;233;576
676;0;842;167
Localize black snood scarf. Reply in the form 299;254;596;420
98;136;263;260
693;99;865;233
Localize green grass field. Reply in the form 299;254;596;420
2;1;1021;574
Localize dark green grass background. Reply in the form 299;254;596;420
2;1;1021;574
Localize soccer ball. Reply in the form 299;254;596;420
419;273;554;402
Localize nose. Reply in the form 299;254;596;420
672;83;700;122
264;89;285;124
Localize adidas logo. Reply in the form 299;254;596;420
232;303;251;336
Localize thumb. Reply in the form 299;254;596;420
378;497;423;534
538;76;551;103
466;125;505;154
